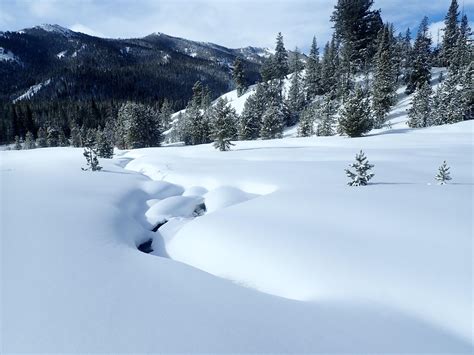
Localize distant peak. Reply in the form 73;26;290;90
32;24;73;36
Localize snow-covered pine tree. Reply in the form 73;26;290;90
210;98;237;151
24;131;36;150
127;103;162;149
70;124;82;147
304;36;322;100
372;25;398;128
345;150;375;186
96;128;114;158
274;32;289;83
289;47;304;74
14;136;22;150
286;70;305;126
184;101;210;145
406;17;432;94
407;81;433;128
46;126;60;147
297;103;316;137
433;69;465;125
260;56;275;82
239;92;263;140
338;87;373;137
401;28;413;85
260;104;285;139
441;0;460;66
321;36;340;96
316;95;337;136
435;161;452;184
232;57;247;97
82;132;102;172
115;102;132;149
36;127;47;148
159;99;174;131
58;130;69;147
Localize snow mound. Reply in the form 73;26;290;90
141;180;184;199
145;195;204;227
203;186;257;213
183;185;208;196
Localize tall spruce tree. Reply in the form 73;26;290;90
289;47;305;74
127;104;162;149
210;98;237;151
260;104;285;139
159;99;174;131
433;69;466;125
407;81;433;128
286;71;305;126
297;103;316;137
331;0;383;70
36;127;47;148
46;126;60;147
14;135;21;150
442;0;460;66
316;95;337;136
96;128;114;158
24;131;36;150
274;32;289;85
406;17;432;94
239;84;266;140
232;57;247;97
304;37;322;100
402;28;413;85
338;87;373;137
70;124;82;147
372;25;397;128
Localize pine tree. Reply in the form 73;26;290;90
210;98;237;151
239;84;266;140
159;99;174;131
96;128;114;158
441;0;460;66
127;104;162;149
115;102;132;149
232;57;247;97
184;101;210;145
407;81;433;128
58;130;69;147
82;133;102;172
285;71;305;126
36;127;47;148
401;28;413;85
70;124;82;147
289;47;305;73
433;69;465;125
46;126;60;147
24;131;36;149
297;104;316;137
260;104;284;139
304;36;322;100
345;150;375;186
331;0;383;70
14;135;22;150
321;36;340;95
316;95;337;136
274;32;289;85
435;161;452;184
406;17;432;94
338;87;373;137
260;56;275;82
372;25;397;128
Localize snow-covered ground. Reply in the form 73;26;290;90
1;71;473;352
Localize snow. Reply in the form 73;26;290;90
12;79;52;103
35;24;73;37
1;69;473;352
56;50;67;58
0;47;19;63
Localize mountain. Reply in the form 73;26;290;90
0;24;272;108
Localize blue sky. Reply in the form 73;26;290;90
0;0;472;51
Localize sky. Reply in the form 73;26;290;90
0;0;472;52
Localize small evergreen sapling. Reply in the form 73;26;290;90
435;161;452;185
82;132;102;171
345;150;375;186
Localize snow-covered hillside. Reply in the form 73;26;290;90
2;112;473;352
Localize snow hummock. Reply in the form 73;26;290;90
13;79;52;103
